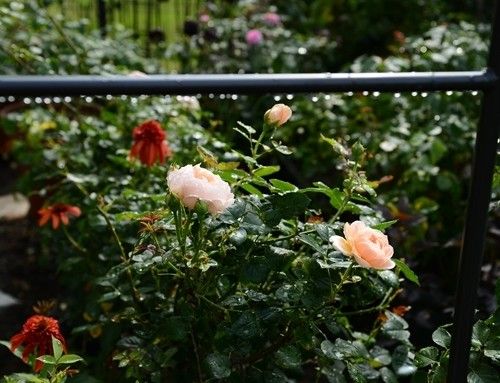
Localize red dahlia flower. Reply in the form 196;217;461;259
130;120;172;166
10;315;67;372
38;204;81;229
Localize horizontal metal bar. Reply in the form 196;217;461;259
0;71;497;96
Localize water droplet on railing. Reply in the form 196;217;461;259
23;98;31;104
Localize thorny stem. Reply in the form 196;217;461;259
190;325;203;383
71;181;142;307
61;225;87;255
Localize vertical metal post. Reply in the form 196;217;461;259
97;0;107;38
447;2;500;382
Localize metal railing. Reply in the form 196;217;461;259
1;3;499;382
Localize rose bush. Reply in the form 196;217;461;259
2;103;421;382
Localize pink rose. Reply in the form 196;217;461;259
246;29;263;45
167;165;234;215
264;103;292;126
199;14;210;23
263;12;281;26
329;220;395;270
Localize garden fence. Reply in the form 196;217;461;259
1;2;500;382
50;0;212;46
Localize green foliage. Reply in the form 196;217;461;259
415;279;500;382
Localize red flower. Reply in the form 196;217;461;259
10;315;67;372
130;120;172;166
38;204;81;229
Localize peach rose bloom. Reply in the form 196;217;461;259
329;220;395;270
167;164;234;215
264;104;292;126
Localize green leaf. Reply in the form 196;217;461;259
276;345;301;369
254;165;280;177
391;345;417;376
37;355;56;364
263;192;311;226
379;367;398;383
382;311;410;343
206;352;231;379
52;336;63;360
321;339;370;360
58;354;84;364
467;363;499;383
471;320;490;348
269;178;298;192
394;259;420;285
320;134;349;156
271;140;293;155
298;234;324;255
304;183;345;209
432;327;451;348
236;121;256;135
414;346;440;367
371;220;398;231
241;182;263;197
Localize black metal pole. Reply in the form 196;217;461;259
447;2;500;382
0;72;495;97
97;0;107;38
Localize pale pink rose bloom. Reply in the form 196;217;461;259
263;12;281;26
167;164;234;215
329;220;395;270
246;29;263;45
199;14;210;23
264;103;292;126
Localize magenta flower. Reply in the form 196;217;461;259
246;29;263;46
263;12;281;26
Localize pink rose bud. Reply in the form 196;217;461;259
329;220;395;270
263;12;281;26
167;164;234;216
246;29;263;46
264;103;292;126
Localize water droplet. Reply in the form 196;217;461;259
411;92;418;97
35;97;42;104
421;92;428;98
274;95;281;101
7;96;15;102
64;96;72;103
23;98;31;104
394;93;401;98
446;91;453;96
373;91;380;97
